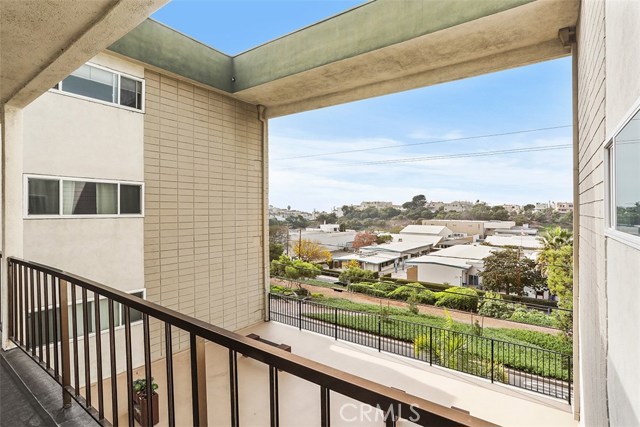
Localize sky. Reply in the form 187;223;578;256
153;0;573;213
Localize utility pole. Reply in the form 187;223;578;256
298;228;302;259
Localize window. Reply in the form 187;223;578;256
27;291;145;345
608;107;640;239
468;274;480;286
28;178;59;215
53;63;144;111
25;175;143;217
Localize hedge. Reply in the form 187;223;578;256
434;287;479;312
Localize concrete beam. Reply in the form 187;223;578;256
0;0;168;108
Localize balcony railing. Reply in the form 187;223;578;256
269;293;572;403
6;257;496;427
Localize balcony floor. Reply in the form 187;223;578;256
87;321;576;427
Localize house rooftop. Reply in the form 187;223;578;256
428;244;497;261
361;237;442;253
400;225;450;235
485;235;543;249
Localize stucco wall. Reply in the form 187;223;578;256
417;264;466;286
21;52;145;292
143;70;265;354
603;1;640;426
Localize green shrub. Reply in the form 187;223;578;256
435;287;479;312
347;283;387;298
372;282;396;293
387;285;415;301
339;267;376;284
509;307;558;328
478;291;515;319
416;289;436;305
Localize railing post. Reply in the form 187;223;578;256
190;334;208;427
377;315;381;352
298;298;302;330
267;293;271;321
429;327;433;366
58;279;71;408
334;307;338;340
491;340;495;383
567;355;572;405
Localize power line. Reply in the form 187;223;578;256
275;144;572;171
272;125;572;161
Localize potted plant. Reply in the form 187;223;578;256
132;378;159;427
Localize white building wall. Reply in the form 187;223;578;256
417;264;465;286
602;1;640;425
22;52;145;292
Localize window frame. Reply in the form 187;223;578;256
604;97;640;250
50;62;145;113
24;174;144;219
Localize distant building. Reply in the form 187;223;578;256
399;225;453;238
269;205;314;221
358;201;394;210
533;202;550;213
292;227;356;253
443;200;473;212
406;245;497;287
421;219;516;239
502;204;522;213
484;235;543;253
554;202;574;214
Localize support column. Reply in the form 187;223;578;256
1;104;25;349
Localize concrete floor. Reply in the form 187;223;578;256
88;321;575;427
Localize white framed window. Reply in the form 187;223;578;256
27;289;146;345
606;99;640;247
25;174;144;218
51;62;144;112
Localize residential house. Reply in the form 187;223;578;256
406;245;496;287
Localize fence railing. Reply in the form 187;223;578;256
6;257;496;427
269;293;572;404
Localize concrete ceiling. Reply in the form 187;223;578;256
108;0;578;119
233;0;579;117
0;0;168;108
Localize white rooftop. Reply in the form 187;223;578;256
428;244;496;261
334;252;400;265
400;225;450;235
361;237;442;253
406;255;475;269
485;235;543;249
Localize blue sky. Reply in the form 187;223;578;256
153;0;573;213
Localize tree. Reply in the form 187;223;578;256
544;245;573;339
269;242;284;261
376;234;393;244
269;224;288;246
292;239;331;263
538;227;573;271
270;255;320;295
338;223;347;232
523;204;535;212
286;215;309;229
316;212;338;224
352;231;377;250
481;248;545;296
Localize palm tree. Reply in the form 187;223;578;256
537;227;573;273
538;226;573;251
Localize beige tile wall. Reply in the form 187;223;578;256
143;70;265;354
576;0;608;424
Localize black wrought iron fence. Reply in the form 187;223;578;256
7;257;496;427
269;293;572;403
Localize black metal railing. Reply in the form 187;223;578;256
6;257;496;427
269;293;572;404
